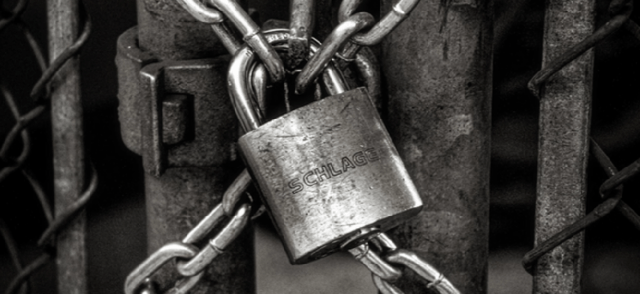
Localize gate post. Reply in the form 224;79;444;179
533;1;594;293
48;0;87;293
381;1;493;293
117;0;254;293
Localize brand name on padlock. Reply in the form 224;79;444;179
287;147;380;194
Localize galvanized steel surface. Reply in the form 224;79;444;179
381;0;493;293
239;88;422;264
0;0;94;292
534;1;595;293
48;0;88;293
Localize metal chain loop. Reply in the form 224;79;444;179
338;0;421;46
176;0;285;81
124;242;201;294
176;203;251;277
359;233;461;294
295;12;375;94
125;171;254;294
288;0;316;68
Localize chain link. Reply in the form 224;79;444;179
125;171;253;294
295;12;375;94
338;0;421;46
176;203;251;277
350;233;460;294
288;0;316;68
154;1;442;293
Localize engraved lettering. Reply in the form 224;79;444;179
327;163;343;177
289;178;304;194
341;157;356;172
314;165;331;182
364;148;380;162
303;170;318;186
288;147;383;192
352;151;367;166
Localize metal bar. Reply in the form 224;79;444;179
47;0;87;293
380;1;493;293
135;0;254;293
533;1;595;293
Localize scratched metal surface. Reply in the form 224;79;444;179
2;0;640;293
240;88;422;264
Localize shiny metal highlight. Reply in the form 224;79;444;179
208;0;285;81
176;203;251;277
288;0;315;67
348;243;402;282
228;29;347;132
124;242;198;294
295;12;374;94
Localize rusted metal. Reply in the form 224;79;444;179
47;0;87;293
381;1;493;293
288;0;315;68
117;0;254;293
532;0;595;293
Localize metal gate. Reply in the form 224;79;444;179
1;0;639;293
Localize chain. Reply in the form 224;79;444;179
124;172;254;294
295;12;375;94
338;0;421;46
175;0;285;81
341;232;460;294
125;1;434;293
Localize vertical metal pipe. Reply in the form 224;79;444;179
47;0;87;293
136;0;254;293
534;1;594;293
381;1;493;293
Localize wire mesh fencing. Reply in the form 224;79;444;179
0;0;94;293
1;0;639;293
522;0;640;292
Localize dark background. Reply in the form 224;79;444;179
1;0;640;293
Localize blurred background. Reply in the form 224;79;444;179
1;0;640;293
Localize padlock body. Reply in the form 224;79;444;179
239;88;422;264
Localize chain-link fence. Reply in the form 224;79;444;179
1;0;640;293
0;0;94;293
519;0;640;292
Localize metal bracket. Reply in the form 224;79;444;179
116;26;237;176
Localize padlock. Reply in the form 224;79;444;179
229;29;423;264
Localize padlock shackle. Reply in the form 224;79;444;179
228;29;348;133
